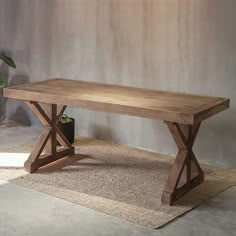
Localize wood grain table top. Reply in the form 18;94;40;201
4;78;229;125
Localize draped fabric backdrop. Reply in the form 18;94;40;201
0;0;235;167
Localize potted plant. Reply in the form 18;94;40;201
59;114;75;144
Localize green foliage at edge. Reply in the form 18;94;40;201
0;52;16;88
0;52;16;68
0;75;6;88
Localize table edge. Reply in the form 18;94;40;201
3;81;230;125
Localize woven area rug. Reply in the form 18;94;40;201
0;136;236;229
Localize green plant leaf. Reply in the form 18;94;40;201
61;114;73;123
0;75;6;88
0;52;16;68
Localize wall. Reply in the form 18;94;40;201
0;0;235;168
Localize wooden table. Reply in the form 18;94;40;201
4;78;230;205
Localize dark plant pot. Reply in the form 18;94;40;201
58;118;75;145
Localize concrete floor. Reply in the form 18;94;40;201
0;122;236;236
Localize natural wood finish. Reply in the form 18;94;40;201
24;102;75;173
4;79;230;205
44;104;57;155
3;78;229;125
56;127;72;148
37;146;75;168
56;105;66;124
24;127;52;173
25;101;51;126
161;121;204;205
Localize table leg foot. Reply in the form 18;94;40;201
24;160;39;173
162;171;204;205
162;121;204;205
24;102;75;173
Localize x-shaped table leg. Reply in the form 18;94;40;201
161;121;204;205
24;101;75;173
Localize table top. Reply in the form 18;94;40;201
4;78;229;125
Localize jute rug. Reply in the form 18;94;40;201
0;136;236;229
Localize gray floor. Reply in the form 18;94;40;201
0;122;236;236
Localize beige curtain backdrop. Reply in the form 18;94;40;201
0;0;235;168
